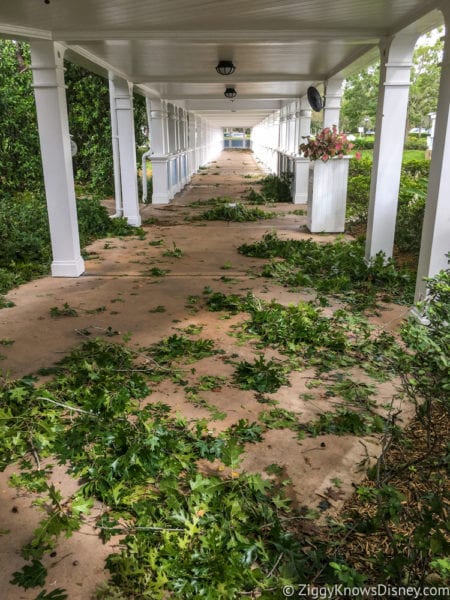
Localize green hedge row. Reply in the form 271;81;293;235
347;158;429;256
0;41;147;200
351;136;428;151
0;194;143;298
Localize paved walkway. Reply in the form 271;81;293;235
0;150;410;599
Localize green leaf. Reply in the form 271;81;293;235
11;559;47;589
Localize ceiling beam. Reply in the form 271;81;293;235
133;73;322;84
0;22;51;41
53;28;383;43
185;99;281;111
169;94;297;100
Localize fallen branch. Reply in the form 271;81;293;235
98;524;185;533
37;396;93;415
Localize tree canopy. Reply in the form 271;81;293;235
0;40;147;199
340;29;443;133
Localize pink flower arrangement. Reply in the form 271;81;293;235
299;125;361;162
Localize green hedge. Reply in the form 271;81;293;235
351;136;428;151
347;158;429;256
0;194;142;297
351;138;375;150
0;41;147;200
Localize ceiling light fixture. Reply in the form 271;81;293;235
216;60;236;76
224;87;237;99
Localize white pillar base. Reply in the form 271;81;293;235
51;257;85;277
124;214;142;227
409;305;429;325
151;155;170;205
152;193;171;205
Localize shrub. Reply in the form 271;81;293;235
400;264;450;419
352;138;374;150
0;193;51;292
405;136;428;150
347;174;371;224
401;160;430;178
394;176;428;254
0;194;141;298
259;172;293;202
197;203;275;222
349;157;372;177
0;41;43;197
346;158;430;256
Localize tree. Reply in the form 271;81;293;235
341;28;443;135
64;62;115;196
0;40;148;199
65;63;147;197
341;64;380;133
408;32;443;130
0;40;43;196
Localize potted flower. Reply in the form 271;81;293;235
299;125;361;162
299;125;360;233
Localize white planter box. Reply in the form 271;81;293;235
307;156;351;232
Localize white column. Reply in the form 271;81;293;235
288;102;296;154
365;32;418;262
188;112;196;175
298;96;312;147
273;111;281;174
415;22;450;302
179;108;187;186
201;119;207;165
148;98;170;205
109;75;141;226
162;101;170;157
30;41;84;277
172;105;178;188
167;103;176;154
294;97;312;204
323;77;343;129
110;79;123;216
194;115;201;170
279;106;287;151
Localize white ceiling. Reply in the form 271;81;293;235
0;0;444;128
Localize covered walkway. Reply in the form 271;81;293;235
0;1;449;304
0;150;410;599
0;1;449;596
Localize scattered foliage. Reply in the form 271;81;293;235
258;172;293;202
306;408;385;437
0;339;305;597
162;242;183;258
148;334;217;365
49;303;78;318
233;355;290;393
238;232;414;309
197;202;275;222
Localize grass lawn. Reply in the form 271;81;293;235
358;149;427;161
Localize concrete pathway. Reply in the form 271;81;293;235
0;150;410;599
